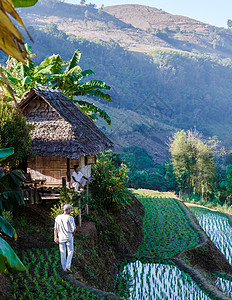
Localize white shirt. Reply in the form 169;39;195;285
71;170;83;184
54;214;76;243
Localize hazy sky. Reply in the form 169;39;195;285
66;0;232;28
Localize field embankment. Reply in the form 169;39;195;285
131;189;232;299
1;194;144;299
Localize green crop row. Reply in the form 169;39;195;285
137;197;200;259
9;248;105;300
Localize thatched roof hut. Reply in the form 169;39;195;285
19;87;113;184
20;87;113;158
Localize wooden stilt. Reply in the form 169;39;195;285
86;182;89;215
62;177;66;188
78;198;82;227
66;158;70;187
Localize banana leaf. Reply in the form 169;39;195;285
12;0;39;8
0;237;26;273
0;148;14;162
0;216;17;239
0;190;24;212
0;0;32;63
0;170;25;212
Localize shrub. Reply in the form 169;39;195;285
89;151;132;211
0;101;33;169
50;188;80;220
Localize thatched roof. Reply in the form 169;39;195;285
19;87;113;158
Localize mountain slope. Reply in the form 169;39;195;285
18;2;232;57
8;2;232;161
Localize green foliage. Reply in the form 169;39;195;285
0;237;26;274
0;170;25;211
12;0;39;7
0;148;26;274
0;101;33;169
122;146;154;171
117;146;178;191
0;147;14;162
135;194;200;258
169;129;216;198
0;216;17;239
226;164;232;195
1;47;112;124
90;151;132;211
1;25;232;143
50;188;80;220
127;163;178;192
9;248;106;299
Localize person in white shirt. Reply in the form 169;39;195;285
54;204;76;273
71;165;89;192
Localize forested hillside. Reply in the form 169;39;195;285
2;1;232;161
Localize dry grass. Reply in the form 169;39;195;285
130;188;178;199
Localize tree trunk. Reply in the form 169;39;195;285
201;184;204;202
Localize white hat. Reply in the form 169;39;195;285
63;204;72;211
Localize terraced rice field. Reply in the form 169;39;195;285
137;197;201;259
10;248;106;300
118;261;211;300
117;194;214;299
189;207;232;264
190;206;232;299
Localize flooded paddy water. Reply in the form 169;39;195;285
117;197;232;299
118;260;211;299
189;206;232;298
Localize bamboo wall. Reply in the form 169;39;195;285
28;155;91;184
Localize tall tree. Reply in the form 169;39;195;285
169;129;216;199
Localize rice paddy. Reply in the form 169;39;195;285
9;248;107;300
11;193;232;300
117;260;211;300
116;194;214;299
190;206;232;299
137;196;201;258
189;207;232;264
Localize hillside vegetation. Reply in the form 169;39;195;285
18;1;232;58
5;1;232;161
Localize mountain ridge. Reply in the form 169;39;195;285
18;2;232;58
9;2;232;162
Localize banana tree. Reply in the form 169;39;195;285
1;48;112;124
0;147;26;274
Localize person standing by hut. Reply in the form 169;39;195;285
71;165;89;192
54;204;76;273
